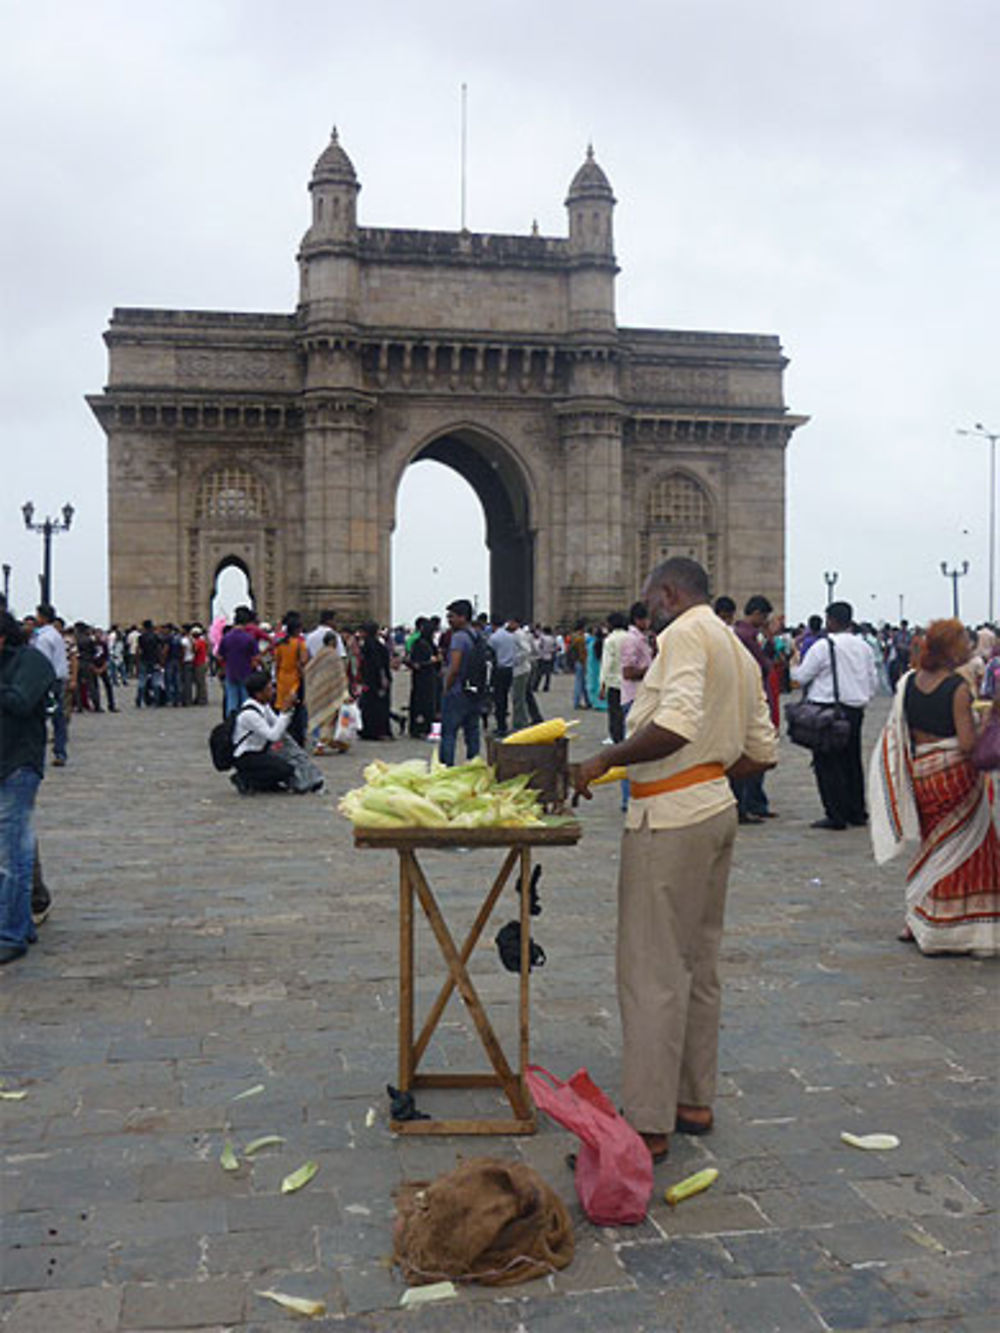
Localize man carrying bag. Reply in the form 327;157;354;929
791;601;878;831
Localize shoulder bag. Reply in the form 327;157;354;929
786;638;852;754
971;710;1000;772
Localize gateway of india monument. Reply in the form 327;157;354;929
88;129;806;626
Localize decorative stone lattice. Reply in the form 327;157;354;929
646;472;711;528
639;472;718;584
195;467;269;522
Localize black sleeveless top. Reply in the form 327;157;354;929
903;674;963;737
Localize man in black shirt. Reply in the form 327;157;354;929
136;620;161;707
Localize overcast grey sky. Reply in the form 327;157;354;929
1;0;996;627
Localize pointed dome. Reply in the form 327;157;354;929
566;144;614;204
311;127;358;187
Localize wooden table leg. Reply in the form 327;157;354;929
406;852;532;1122
519;847;531;1091
398;850;414;1091
411;847;519;1070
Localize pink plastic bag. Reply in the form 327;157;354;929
526;1064;653;1225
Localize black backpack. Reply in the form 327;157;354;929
462;630;490;698
209;713;237;771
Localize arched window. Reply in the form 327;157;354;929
196;467;269;522
639;472;717;583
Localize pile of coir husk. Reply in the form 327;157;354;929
339;756;545;829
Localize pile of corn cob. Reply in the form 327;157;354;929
339;757;546;829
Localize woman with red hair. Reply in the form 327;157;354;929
870;618;999;955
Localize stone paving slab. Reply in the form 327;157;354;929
1;678;997;1331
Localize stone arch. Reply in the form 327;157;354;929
210;554;257;621
638;468;718;587
394;422;538;621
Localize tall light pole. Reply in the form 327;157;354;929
940;560;969;619
957;423;997;623
823;570;838;604
22;502;74;607
1;564;9;606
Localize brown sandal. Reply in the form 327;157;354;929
640;1131;669;1162
674;1106;713;1135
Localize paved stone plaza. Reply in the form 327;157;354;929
1;678;997;1331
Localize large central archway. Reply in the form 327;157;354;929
397;425;535;623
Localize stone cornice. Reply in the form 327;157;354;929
302;390;377;427
554;398;627;436
86;392;303;434
619;326;784;355
106;308;296;334
297;238;359;264
625;413;809;447
554;396;627;418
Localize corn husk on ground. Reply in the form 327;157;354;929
339;756;547;829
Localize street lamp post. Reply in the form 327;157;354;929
823;570;839;604
940;560;969;619
22;502;75;607
957;423;997;623
1;564;10;606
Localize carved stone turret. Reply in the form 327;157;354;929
298;128;361;332
564;145;618;337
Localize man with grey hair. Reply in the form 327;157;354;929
573;557;777;1162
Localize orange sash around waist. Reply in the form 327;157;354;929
629;762;726;799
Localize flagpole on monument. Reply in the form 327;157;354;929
460;82;468;233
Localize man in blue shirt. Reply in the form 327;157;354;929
439;599;482;766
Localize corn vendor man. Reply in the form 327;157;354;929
572;557;777;1162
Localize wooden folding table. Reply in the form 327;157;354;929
354;822;582;1135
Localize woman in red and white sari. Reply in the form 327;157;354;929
870;618;999;956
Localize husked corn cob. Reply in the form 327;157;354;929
502;718;579;745
664;1168;719;1206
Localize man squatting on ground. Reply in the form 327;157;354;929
573;557;778;1162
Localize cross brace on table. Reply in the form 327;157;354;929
395;845;536;1135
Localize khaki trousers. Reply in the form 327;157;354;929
617;806;737;1133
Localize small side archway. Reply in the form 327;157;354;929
394;424;536;622
210;556;255;625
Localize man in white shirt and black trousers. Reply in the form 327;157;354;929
231;669;296;793
792;601;878;831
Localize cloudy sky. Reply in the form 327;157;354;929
1;0;996;628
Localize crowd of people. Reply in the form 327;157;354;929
1;579;997;970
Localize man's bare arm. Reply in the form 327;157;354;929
726;753;777;781
443;647;463;694
572;722;687;798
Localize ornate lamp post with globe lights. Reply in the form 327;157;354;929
940;560;969;619
22;501;74;607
